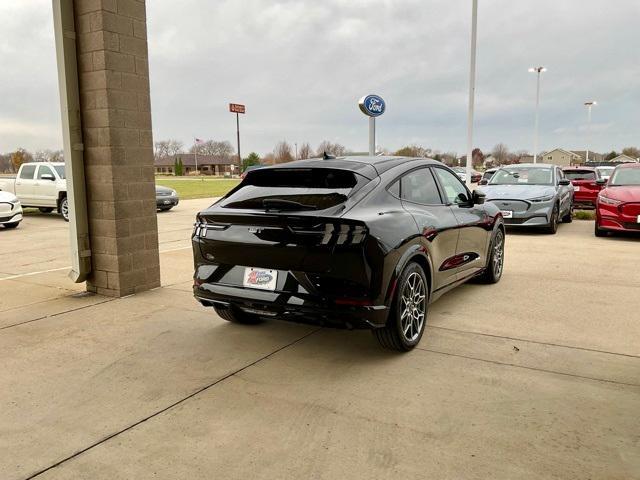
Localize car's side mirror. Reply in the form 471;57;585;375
478;179;488;185
558;179;571;186
41;174;55;181
472;190;486;205
596;178;607;186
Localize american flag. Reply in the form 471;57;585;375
195;138;204;144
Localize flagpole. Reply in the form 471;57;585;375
194;138;198;175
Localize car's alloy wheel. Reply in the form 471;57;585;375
60;197;69;222
399;272;426;342
479;229;504;284
373;262;428;351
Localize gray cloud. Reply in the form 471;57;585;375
1;0;639;156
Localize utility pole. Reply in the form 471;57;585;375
584;101;597;163
529;66;546;163
465;0;478;188
229;103;245;174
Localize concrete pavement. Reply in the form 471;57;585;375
0;199;639;479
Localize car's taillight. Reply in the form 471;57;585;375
320;223;368;245
193;218;228;238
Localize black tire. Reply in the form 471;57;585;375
213;304;262;324
38;207;54;213
372;261;428;352
3;222;19;229
594;220;607;237
478;228;505;284
562;202;573;223
159;207;173;212
545;204;559;234
59;197;69;222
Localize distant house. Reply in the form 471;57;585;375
609;154;638;163
571;150;604;163
540;148;583;166
154;154;237;175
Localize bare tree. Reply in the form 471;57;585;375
273;141;294;164
190;140;234;157
439;152;458;167
262;152;276;165
491;143;510;165
33;149;64;162
621;146;640;159
0;153;12;173
316;141;347;157
394;145;432;157
298;142;313;160
155;139;184;161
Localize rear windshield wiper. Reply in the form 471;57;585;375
262;198;316;211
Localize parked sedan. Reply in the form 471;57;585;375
563;166;602;209
479;164;573;234
596;166;615;181
192;157;505;351
595;163;640;236
452;167;482;183
479;167;498;185
0;191;22;229
156;185;179;211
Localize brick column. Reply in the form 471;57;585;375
75;0;160;296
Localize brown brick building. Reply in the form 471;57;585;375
155;154;236;175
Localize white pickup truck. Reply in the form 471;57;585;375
0;162;69;221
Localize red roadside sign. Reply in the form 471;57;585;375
229;103;245;114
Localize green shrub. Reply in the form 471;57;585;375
574;210;595;221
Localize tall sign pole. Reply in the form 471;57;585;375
359;94;386;156
229;103;245;175
465;0;478;188
529;66;547;164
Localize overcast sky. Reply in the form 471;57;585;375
1;0;639;156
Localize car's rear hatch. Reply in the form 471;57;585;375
565;170;600;201
194;166;379;293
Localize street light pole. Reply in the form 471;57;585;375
584;101;596;163
528;66;546;164
465;0;478;188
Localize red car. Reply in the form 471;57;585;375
563;166;602;209
595;163;640;236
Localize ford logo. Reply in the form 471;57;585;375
358;94;386;117
248;270;273;285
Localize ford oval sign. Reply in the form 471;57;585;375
358;94;386;117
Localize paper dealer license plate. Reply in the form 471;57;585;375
243;267;278;291
501;210;513;218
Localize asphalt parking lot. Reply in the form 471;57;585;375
1;199;639;479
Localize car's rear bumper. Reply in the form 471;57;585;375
194;282;389;329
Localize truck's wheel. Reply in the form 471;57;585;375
59;197;69;222
372;262;428;352
39;207;54;214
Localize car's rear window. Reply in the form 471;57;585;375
564;170;596;181
221;168;365;211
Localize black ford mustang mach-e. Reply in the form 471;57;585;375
192;156;505;351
